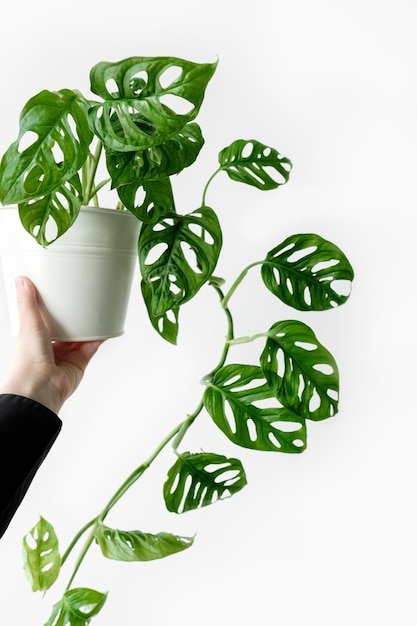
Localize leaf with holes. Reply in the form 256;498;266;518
141;278;179;344
107;122;204;188
260;320;339;420
204;364;307;453
95;524;194;562
139;206;222;317
164;452;247;513
18;173;83;245
44;587;107;626
118;177;175;225
218;139;292;190
22;516;60;592
89;56;217;152
261;233;354;311
0;89;92;206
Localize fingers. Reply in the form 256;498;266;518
53;340;104;372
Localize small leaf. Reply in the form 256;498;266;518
141;278;179;344
107;122;204;187
22;517;60;592
89;56;217;151
118;177;175;225
43;587;107;626
95;524;194;562
261;233;354;311
164;452;247;513
218;139;292;190
18;173;82;245
139;206;222;317
0;89;92;205
204;364;307;453
260;320;339;420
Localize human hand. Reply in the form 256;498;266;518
0;276;103;414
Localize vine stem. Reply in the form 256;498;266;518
60;281;239;591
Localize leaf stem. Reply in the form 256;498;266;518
60;516;97;567
221;260;264;309
65;529;97;591
83;140;104;205
202;167;221;206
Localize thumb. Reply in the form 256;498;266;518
15;276;48;336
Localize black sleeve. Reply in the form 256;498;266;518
0;394;62;539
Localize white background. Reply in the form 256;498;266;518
0;0;416;624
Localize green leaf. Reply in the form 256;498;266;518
139;206;222;317
261;233;354;311
260;320;339;420
18;173;82;245
0;89;92;205
118;177;175;225
89;56;217;151
107;122;204;188
22;517;60;592
95;524;194;562
218;139;292;190
204;364;307;453
164;452;247;513
43;587;107;626
141;278;179;344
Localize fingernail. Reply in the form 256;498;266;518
15;276;26;291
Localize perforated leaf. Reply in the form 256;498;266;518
18;173;83;245
119;177;175;225
139;207;222;317
164;452;247;513
218;139;292;190
141;279;179;344
204;364;307;453
261;233;354;311
107;122;204;188
44;588;107;626
260;320;339;421
0;89;92;205
95;524;194;562
22;517;60;592
89;56;217;151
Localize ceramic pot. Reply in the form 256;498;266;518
0;206;141;340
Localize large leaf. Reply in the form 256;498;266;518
139;207;222;316
18;173;83;245
261;233;354;311
260;320;339;421
22;517;60;592
95;524;194;562
0;89;92;205
118;177;175;225
218;139;292;190
164;452;247;513
204;364;307;453
107;122;204;188
141;279;180;344
89;56;217;151
44;588;107;626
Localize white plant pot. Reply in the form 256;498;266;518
0;206;141;341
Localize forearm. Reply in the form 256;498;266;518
0;394;62;538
